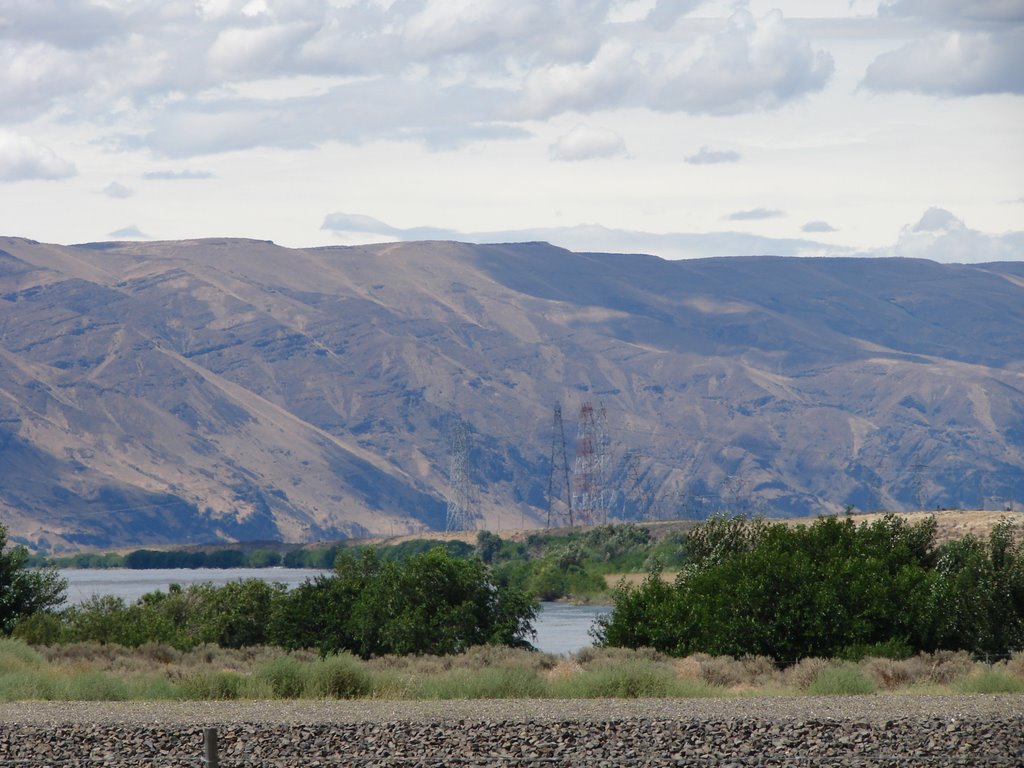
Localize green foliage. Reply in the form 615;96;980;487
415;666;546;699
0;668;55;700
248;548;282;568
551;658;712;699
57;670;131;701
485;523;669;601
180;670;244;700
0;524;67;634
283;545;341;569
254;656;308;698
805;665;877;696
0;637;45;672
59;580;289;650
12;612;63;645
955;668;1024;694
305;653;372;699
597;514;1024;661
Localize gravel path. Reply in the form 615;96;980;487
1;695;1022;767
1;694;1021;725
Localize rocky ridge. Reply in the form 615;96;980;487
1;236;1022;550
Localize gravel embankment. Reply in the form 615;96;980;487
1;696;1022;767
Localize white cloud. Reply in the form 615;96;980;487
0;42;90;121
319;211;850;259
0;132;76;181
880;1;1024;25
863;28;1024;95
549;125;626;161
518;10;834;120
685;146;741;165
143;170;215;180
884;207;1023;263
519;40;638;119
726;208;784;221
802;221;837;233
649;10;834;114
208;22;316;77
0;0;124;49
102;181;133;198
109;225;149;239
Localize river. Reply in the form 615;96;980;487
58;568;609;656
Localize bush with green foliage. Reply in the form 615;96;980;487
596;514;1024;662
53;579;288;650
273;548;537;658
0;524;66;635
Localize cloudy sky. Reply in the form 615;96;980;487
2;0;1022;261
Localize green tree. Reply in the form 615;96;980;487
594;514;999;661
273;547;537;658
0;524;66;634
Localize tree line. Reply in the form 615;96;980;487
9;544;536;658
594;514;1024;661
3;516;1023;661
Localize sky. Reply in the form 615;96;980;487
1;0;1022;262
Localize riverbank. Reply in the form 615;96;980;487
2;696;1021;767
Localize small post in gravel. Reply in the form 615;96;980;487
203;727;219;768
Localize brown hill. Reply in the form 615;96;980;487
0;236;1022;552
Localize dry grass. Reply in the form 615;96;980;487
4;639;1023;702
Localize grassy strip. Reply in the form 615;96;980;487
2;638;1022;702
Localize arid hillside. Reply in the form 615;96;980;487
1;236;1022;551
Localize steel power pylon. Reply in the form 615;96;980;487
547;405;573;528
445;419;478;531
572;401;610;525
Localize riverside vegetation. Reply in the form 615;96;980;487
1;515;1023;701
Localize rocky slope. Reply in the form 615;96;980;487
0;236;1022;551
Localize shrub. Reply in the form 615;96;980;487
0;638;45;673
306;654;372;699
254;656;308;698
920;650;975;685
860;657;916;689
11;612;63;645
697;654;777;688
955;668;1024;694
128;676;183;700
1006;651;1024;681
783;658;831;690
415;667;546;699
180;671;244;700
551;658;706;698
805;665;877;696
0;669;55;700
58;670;131;701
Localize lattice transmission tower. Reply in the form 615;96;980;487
547;404;574;528
572;401;611;525
445;419;479;531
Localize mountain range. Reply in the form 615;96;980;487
1;235;1022;552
